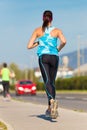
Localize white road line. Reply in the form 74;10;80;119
57;96;87;101
65;96;75;99
56;96;61;98
82;98;87;101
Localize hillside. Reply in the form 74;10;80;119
60;48;87;69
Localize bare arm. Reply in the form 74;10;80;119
27;29;39;49
57;30;66;52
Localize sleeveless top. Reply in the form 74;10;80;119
37;26;59;57
1;68;10;81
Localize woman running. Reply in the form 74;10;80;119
27;10;66;119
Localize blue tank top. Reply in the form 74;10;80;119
37;26;59;57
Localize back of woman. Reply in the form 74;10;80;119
37;26;58;56
27;10;66;119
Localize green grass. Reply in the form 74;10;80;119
0;121;7;130
37;90;87;94
56;90;87;94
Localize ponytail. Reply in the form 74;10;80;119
42;10;53;32
42;18;49;31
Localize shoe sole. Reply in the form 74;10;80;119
45;110;51;118
50;100;58;119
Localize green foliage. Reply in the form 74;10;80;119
9;63;38;82
55;76;87;90
8;62;87;91
35;76;87;91
10;84;15;90
36;82;45;91
9;62;23;80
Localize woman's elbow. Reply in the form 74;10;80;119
63;39;67;45
64;41;66;45
27;44;32;49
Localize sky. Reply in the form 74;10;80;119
0;0;87;69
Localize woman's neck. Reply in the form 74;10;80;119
48;22;52;27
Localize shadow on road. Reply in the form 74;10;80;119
29;114;57;122
37;114;57;122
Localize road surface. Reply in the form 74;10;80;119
0;93;87;130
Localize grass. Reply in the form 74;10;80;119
37;90;87;94
0;121;7;130
11;89;87;94
56;90;87;94
74;109;84;112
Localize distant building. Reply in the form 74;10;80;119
56;66;74;78
34;66;74;80
74;63;87;76
34;55;74;79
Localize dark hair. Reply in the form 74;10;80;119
3;62;7;68
42;10;53;31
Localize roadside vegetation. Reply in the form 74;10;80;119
0;62;87;92
36;76;87;91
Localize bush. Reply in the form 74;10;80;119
10;85;15;90
36;82;45;91
55;76;87;90
10;76;87;91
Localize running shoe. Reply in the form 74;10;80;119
50;100;58;119
45;109;51;117
6;94;11;101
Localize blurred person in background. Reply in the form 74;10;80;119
0;62;12;100
27;10;66;119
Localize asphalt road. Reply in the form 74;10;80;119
0;93;87;130
12;92;87;112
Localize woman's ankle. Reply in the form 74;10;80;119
50;98;54;104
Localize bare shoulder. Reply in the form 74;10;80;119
34;27;43;37
34;27;42;32
54;28;62;33
51;27;62;37
31;27;42;37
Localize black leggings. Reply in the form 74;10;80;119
39;54;59;105
2;81;10;97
